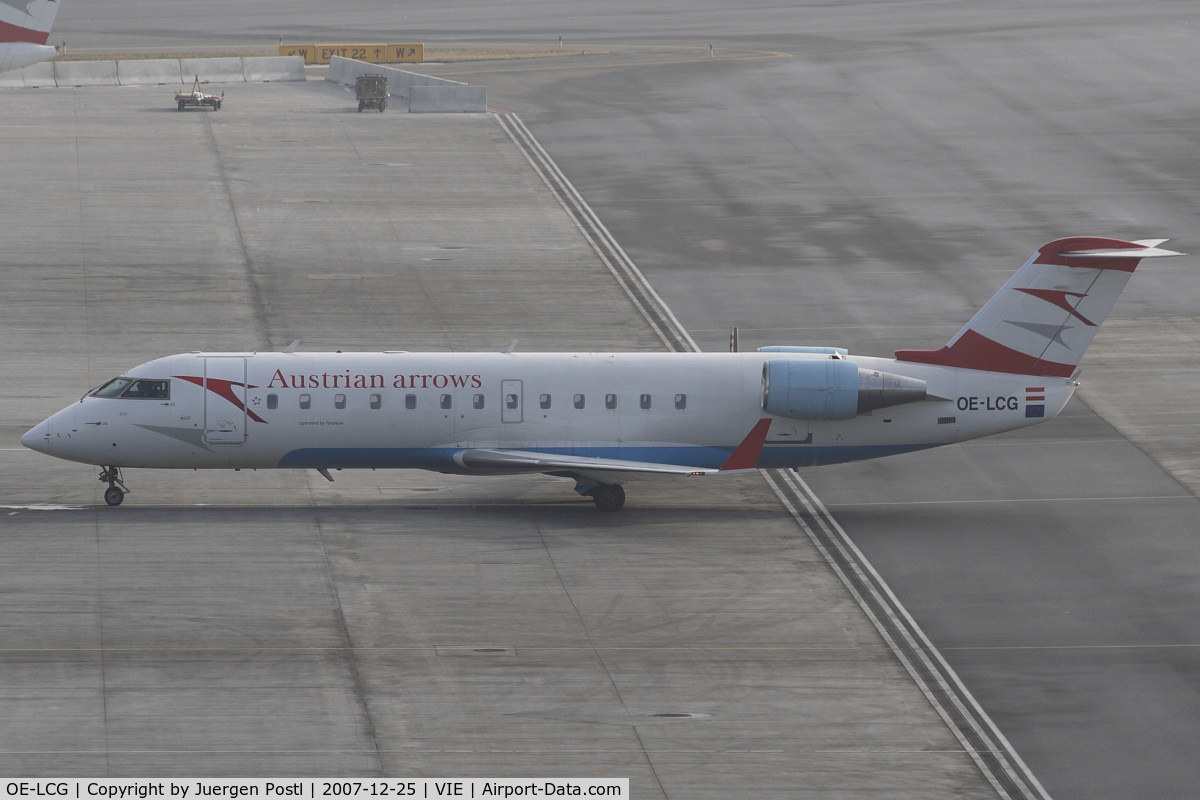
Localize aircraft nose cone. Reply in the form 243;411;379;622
21;418;52;454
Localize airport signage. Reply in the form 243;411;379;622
279;44;424;65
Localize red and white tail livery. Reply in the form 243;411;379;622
21;237;1183;511
0;0;61;73
896;237;1178;376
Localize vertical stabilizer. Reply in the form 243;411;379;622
895;237;1181;377
0;0;61;72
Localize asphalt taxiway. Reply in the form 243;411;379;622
0;79;1003;794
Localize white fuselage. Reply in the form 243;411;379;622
22;350;1076;474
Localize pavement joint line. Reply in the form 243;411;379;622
310;506;385;772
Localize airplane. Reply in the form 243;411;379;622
0;0;61;73
21;236;1182;511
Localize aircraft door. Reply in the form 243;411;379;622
203;357;247;444
501;379;523;423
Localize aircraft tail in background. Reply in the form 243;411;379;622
895;237;1182;377
0;0;62;73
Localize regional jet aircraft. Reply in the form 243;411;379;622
22;237;1180;510
0;0;61;73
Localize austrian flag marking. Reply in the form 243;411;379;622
1025;387;1045;418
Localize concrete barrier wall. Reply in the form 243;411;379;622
0;60;55;88
53;60;119;87
0;57;306;90
180;57;246;85
325;55;484;112
409;86;488;113
242;56;306;82
117;59;184;86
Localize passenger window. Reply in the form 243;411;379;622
267;394;279;410
574;393;585;410
605;393;617;410
540;394;551;410
334;393;346;410
300;394;311;410
675;394;687;410
370;393;382;410
440;394;452;410
473;394;485;409
640;393;651;410
405;394;417;410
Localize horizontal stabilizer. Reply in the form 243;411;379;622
1058;239;1180;259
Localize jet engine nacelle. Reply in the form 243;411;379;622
762;357;927;421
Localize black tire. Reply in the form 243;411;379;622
588;484;625;512
104;486;125;506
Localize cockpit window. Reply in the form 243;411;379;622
90;377;170;399
123;379;170;399
91;377;133;398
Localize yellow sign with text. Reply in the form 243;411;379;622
279;44;424;65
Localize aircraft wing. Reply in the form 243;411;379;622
454;448;728;479
453;418;774;481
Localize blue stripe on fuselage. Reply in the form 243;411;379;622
277;443;937;472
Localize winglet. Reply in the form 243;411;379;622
721;418;772;471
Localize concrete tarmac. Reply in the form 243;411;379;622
21;1;1200;796
0;80;1000;795
421;9;1200;798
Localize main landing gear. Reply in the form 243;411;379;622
99;466;128;506
584;483;625;513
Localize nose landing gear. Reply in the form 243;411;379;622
99;466;128;506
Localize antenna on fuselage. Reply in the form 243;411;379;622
729;326;739;352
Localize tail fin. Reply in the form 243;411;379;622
895;237;1182;377
0;0;61;73
0;0;60;44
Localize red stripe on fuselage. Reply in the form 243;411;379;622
175;375;267;424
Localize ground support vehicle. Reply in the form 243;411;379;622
175;76;223;111
356;74;389;112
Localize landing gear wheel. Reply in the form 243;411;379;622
588;483;625;513
98;466;129;506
